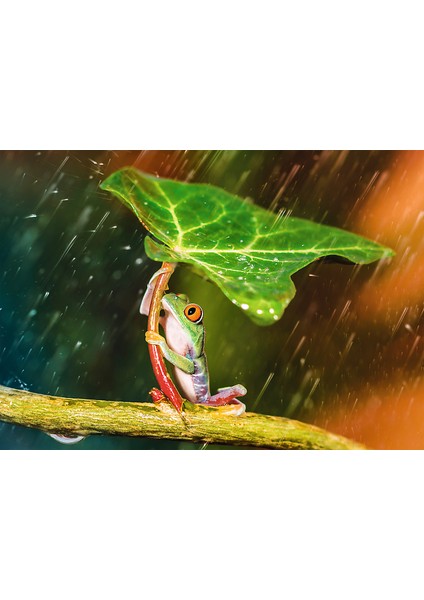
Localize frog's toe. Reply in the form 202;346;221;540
228;401;246;416
149;387;167;403
194;400;246;416
216;401;246;416
145;331;165;345
217;384;247;397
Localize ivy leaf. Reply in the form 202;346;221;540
101;167;394;326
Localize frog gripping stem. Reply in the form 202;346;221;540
143;263;247;416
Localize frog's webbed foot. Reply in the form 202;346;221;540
140;264;176;316
203;385;247;416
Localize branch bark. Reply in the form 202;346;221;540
0;385;364;449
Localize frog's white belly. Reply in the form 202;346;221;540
174;357;210;404
174;367;197;403
162;312;190;355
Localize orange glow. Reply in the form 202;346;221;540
354;150;424;322
317;378;424;449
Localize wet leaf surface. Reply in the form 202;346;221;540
101;167;394;325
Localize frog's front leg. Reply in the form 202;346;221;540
145;331;195;374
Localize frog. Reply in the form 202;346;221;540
140;269;246;415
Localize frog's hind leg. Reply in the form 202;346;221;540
206;384;247;415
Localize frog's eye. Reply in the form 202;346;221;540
184;303;203;323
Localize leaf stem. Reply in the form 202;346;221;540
146;261;184;411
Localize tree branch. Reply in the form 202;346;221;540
0;385;364;449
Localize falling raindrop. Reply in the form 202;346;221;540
47;433;86;445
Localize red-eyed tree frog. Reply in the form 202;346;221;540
140;268;247;415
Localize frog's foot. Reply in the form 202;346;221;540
149;387;168;404
140;263;176;315
201;385;247;416
149;388;189;424
145;331;166;345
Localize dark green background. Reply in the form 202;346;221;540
0;150;395;449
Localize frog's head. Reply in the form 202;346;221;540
161;293;205;356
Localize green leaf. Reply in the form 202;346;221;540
101;167;394;326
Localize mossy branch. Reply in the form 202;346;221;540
0;385;364;449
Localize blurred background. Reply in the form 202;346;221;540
0;150;422;449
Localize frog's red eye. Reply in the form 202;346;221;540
184;303;203;323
